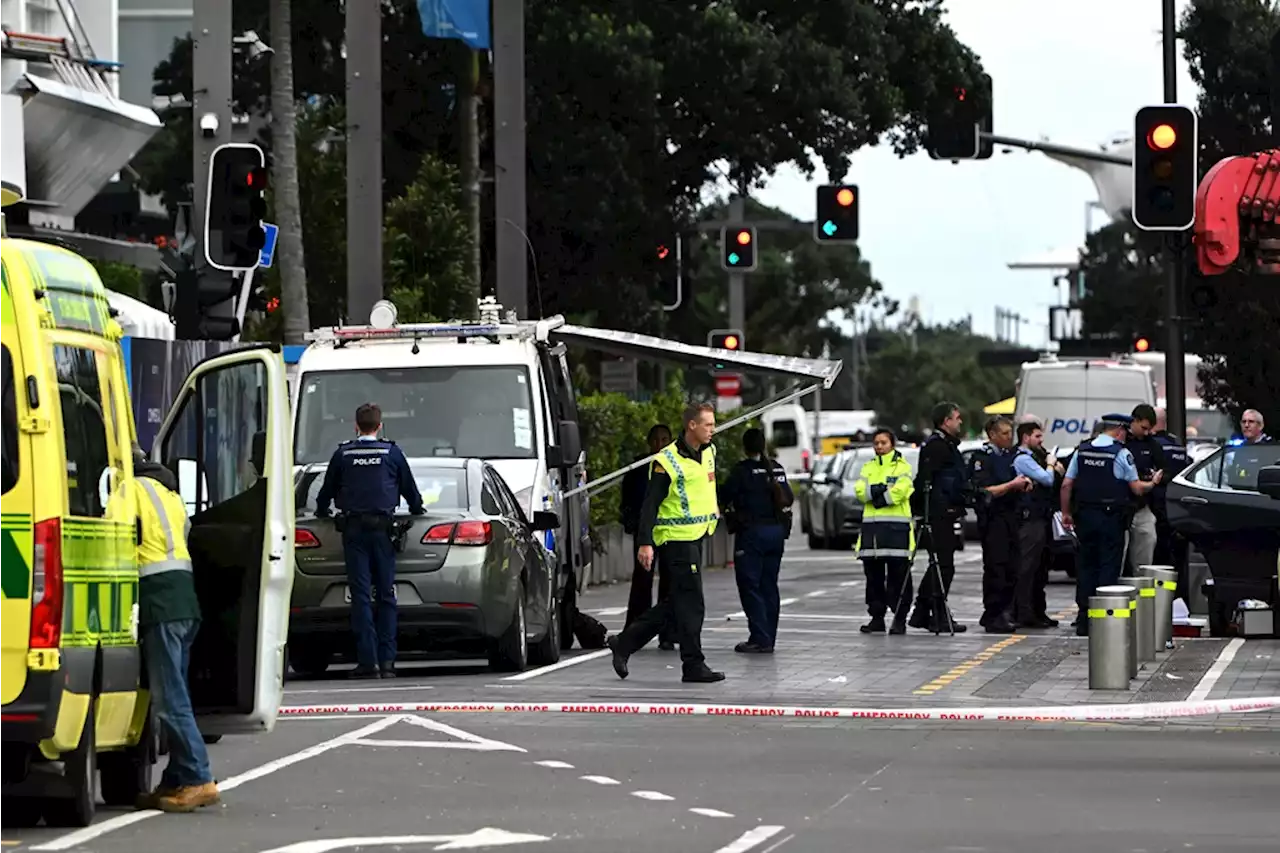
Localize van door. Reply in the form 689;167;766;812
152;346;293;734
1;271;33;704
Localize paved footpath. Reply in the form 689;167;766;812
6;540;1278;852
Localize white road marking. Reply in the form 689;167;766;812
502;649;611;681
31;716;402;851
805;590;828;598
349;714;525;752
631;790;675;801
285;684;437;695
1188;637;1245;701
782;553;852;562
580;774;621;785
592;606;629;616
689;808;735;818
779;597;799;606
839;580;861;587
258;828;550;852
781;614;861;621
727;596;800;620
713;826;787;853
534;759;575;769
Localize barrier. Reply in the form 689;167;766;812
1089;588;1132;689
1140;565;1179;650
277;696;1280;722
1133;575;1157;663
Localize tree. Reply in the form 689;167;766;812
269;0;312;343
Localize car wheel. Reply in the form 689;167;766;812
529;590;562;666
287;644;332;678
489;588;529;673
42;697;97;827
807;531;824;550
99;707;156;807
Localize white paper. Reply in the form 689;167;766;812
512;408;532;449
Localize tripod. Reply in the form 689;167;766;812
891;483;959;637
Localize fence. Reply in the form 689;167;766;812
584;524;734;587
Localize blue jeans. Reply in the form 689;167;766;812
343;527;397;668
143;619;213;788
734;524;785;648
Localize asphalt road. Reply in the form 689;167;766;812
6;540;1278;853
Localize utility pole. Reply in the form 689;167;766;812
458;44;482;302
1161;0;1188;441
727;177;747;333
346;0;382;325
493;0;528;317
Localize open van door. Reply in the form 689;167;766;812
152;345;294;734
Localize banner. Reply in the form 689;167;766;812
418;0;491;50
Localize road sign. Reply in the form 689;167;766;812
599;359;637;394
715;374;741;396
259;222;279;268
1049;306;1084;342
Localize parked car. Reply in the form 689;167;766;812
798;454;834;537
288;457;564;676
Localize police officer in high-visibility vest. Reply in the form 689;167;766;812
1151;406;1191;600
853;428;915;635
1060;413;1163;636
131;446;220;813
315;403;425;679
608;402;726;683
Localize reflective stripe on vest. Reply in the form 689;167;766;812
137;477;193;577
653;443;719;545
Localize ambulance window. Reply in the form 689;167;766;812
2;345;16;495
52;345;111;517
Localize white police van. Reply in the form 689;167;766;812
1015;353;1157;448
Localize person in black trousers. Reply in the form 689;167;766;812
621;423;674;649
908;402;971;634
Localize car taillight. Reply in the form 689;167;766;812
421;521;492;546
801;449;811;472
296;529;321;549
30;518;63;649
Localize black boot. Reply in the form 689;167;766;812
606;636;629;680
859;615;887;634
889;615;907;635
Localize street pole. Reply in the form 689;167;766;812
982;133;1132;167
493;0;528;318
728;177;746;333
1162;0;1188;440
191;0;234;325
346;0;382;325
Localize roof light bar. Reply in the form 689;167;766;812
305;321;531;344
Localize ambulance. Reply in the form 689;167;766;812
1;237;294;826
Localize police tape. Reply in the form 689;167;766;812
278;695;1280;723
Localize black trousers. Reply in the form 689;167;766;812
980;512;1020;624
863;558;912;620
913;514;957;614
1075;506;1128;623
1013;517;1049;623
613;540;706;673
625;551;674;645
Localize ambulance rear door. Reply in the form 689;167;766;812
1;262;34;704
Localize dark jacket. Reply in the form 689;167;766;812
620;453;651;535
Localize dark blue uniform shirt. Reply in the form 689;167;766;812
912;431;968;516
971;443;1019;518
315;436;425;516
720;457;793;528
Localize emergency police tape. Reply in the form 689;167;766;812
279;696;1280;723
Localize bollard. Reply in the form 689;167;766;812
1100;583;1138;678
1140;565;1178;650
1133;575;1157;663
1088;591;1132;690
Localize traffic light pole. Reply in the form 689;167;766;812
192;0;233;253
1162;0;1188;442
494;0;529;318
980;133;1132;167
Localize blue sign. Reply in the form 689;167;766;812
1050;417;1102;435
258;223;279;269
418;0;490;50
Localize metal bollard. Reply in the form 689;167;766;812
1133;575;1157;663
1100;583;1138;678
1088;591;1132;690
1140;565;1178;649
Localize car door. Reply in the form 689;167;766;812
153;346;293;734
486;466;542;634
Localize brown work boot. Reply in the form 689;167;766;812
135;785;178;810
156;782;221;813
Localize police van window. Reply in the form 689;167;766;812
52;345;111;517
771;419;799;449
294;366;537;464
2;345;17;495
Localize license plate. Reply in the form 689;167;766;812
344;585;400;604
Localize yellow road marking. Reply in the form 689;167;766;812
913;635;1028;695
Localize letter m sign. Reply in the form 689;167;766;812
1049;306;1084;342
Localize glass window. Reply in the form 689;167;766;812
1189;452;1224;489
1185;409;1233;443
486;467;526;522
294;365;537;464
480;482;502;516
2;345;17;495
1221;445;1280;491
297;463;468;515
771;419;799;449
53;345;111;517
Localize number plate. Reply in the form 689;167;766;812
343;585;400;604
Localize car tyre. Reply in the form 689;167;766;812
287;643;331;679
99;707;156;807
807;531;825;550
43;697;97;828
489;588;529;672
529;591;562;666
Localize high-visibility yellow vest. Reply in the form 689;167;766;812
651;441;718;546
853;452;915;559
134;476;193;577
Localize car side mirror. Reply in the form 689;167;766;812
547;421;582;469
531;510;560;531
1258;465;1280;500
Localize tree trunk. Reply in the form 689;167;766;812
270;0;311;343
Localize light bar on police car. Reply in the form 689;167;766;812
305;322;526;343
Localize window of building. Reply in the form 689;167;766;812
53;345;111;517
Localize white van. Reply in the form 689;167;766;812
761;403;813;473
1015;354;1157;446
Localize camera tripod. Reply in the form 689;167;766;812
890;484;960;637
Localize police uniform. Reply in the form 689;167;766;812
720;455;793;651
1065;414;1140;636
971;442;1020;632
608;435;724;682
315;434;425;677
621;453;673;646
908;430;970;633
1124;429;1165;574
1011;446;1057;627
853;450;915;633
1151;430;1191;597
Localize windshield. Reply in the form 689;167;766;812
1185;409;1233;442
1186;444;1280;492
295;366;537;463
296;463;470;515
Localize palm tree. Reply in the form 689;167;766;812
270;0;311;343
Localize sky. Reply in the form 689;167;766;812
748;0;1199;348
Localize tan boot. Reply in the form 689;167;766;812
156;782;221;813
135;785;178;810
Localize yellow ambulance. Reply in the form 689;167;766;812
1;237;295;827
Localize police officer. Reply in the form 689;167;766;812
1011;421;1060;628
1150;406;1191;599
908;402;971;633
1124;404;1165;575
621;424;675;649
1238;409;1273;444
852;428;915;635
608;402;725;683
315;403;425;679
720;427;793;653
971;416;1031;634
1060;413;1162;636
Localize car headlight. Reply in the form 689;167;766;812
514;486;534;517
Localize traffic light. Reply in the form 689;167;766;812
814;184;859;243
927;74;993;161
206;143;268;270
721;227;757;272
707;329;744;351
173;268;241;340
1133;335;1152;353
1132;105;1197;231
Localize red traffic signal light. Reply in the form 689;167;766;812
815;184;860;243
735;230;752;246
723;334;740;349
720;227;757;271
708;329;745;351
1132;105;1197;231
1134;336;1151;353
1147;124;1177;150
207;143;268;270
836;188;855;207
656;244;670;260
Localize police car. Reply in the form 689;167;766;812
1014;353;1157;447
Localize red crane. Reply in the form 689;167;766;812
1194;149;1280;275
